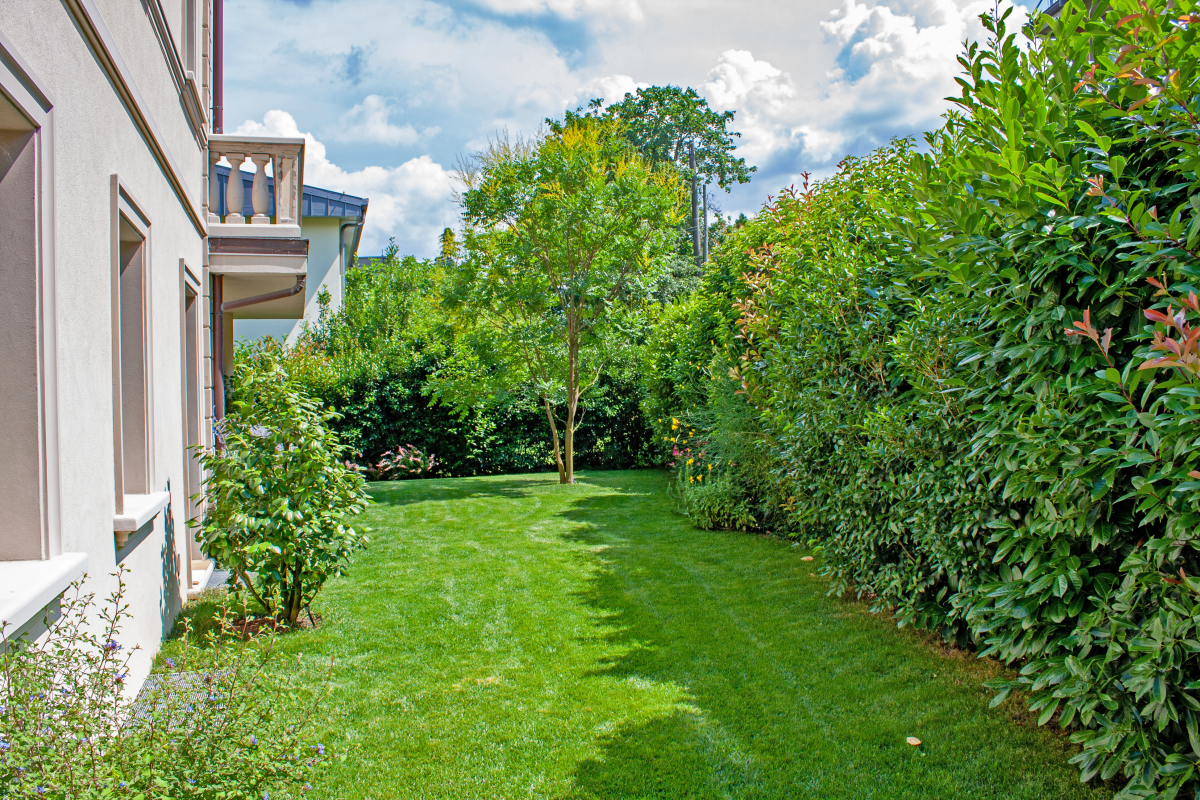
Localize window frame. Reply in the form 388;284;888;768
0;31;60;561
110;178;156;514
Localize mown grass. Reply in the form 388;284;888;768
164;470;1111;799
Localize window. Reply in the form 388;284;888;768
111;182;158;532
0;93;42;560
181;268;202;524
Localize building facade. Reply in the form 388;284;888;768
0;0;359;689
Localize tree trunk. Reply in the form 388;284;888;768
564;392;576;485
286;560;303;625
544;397;567;483
690;140;700;267
563;322;579;484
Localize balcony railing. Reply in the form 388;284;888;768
207;134;305;235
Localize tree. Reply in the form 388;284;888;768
556;86;753;264
439;117;684;483
559;86;754;190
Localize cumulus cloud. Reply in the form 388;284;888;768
468;0;643;21
324;95;436;146
701;51;799;165
568;73;646;107
235;110;459;257
699;0;1028;193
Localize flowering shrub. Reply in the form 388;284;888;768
0;570;329;798
195;351;370;625
352;445;436;481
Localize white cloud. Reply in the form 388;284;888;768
325;95;432;146
569;73;646;108
234;110;459;256
701;50;799;165
695;0;1028;196
469;0;643;21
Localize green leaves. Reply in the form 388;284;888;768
194;352;369;624
450;116;685;483
651;0;1200;795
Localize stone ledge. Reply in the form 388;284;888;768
0;553;88;641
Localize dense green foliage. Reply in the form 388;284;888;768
168;471;1108;799
435;116;683;483
197;353;369;625
1;571;328;798
559;85;755;191
253;243;658;477
647;2;1200;794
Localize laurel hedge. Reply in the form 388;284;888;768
652;3;1200;795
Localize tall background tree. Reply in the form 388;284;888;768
436;117;684;483
557;85;755;265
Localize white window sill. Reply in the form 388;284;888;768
0;552;88;641
114;491;171;534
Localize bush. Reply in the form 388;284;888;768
196;351;369;625
261;245;660;478
652;1;1200;794
0;570;329;798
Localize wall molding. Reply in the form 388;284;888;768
142;0;208;144
0;31;61;559
63;0;206;236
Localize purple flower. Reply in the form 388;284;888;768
119;782;127;788
250;424;271;438
0;741;10;751
166;658;176;667
316;743;325;755
104;640;121;651
250;736;257;745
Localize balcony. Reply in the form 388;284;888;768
206;134;309;320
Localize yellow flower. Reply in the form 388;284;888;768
708;464;713;470
687;458;694;465
671;417;680;430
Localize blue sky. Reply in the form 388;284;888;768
225;0;1030;257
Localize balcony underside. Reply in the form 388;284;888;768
208;236;308;320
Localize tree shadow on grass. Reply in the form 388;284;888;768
550;479;1111;800
366;474;563;508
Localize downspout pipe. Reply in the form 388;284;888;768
213;0;223;133
338;221;359;275
214;276;305;423
221;275;306;312
213;275;225;420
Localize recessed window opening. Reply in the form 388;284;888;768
0;91;41;560
117;217;150;497
183;283;201;527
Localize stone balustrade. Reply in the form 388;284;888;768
207;134;305;232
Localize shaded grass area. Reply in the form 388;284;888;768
164;470;1109;799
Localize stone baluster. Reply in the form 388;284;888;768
224;153;245;224
207;149;221;224
250;155;270;224
276;156;296;224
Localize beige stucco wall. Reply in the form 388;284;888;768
2;0;205;687
234;215;351;343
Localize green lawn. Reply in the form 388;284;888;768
173;470;1111;799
